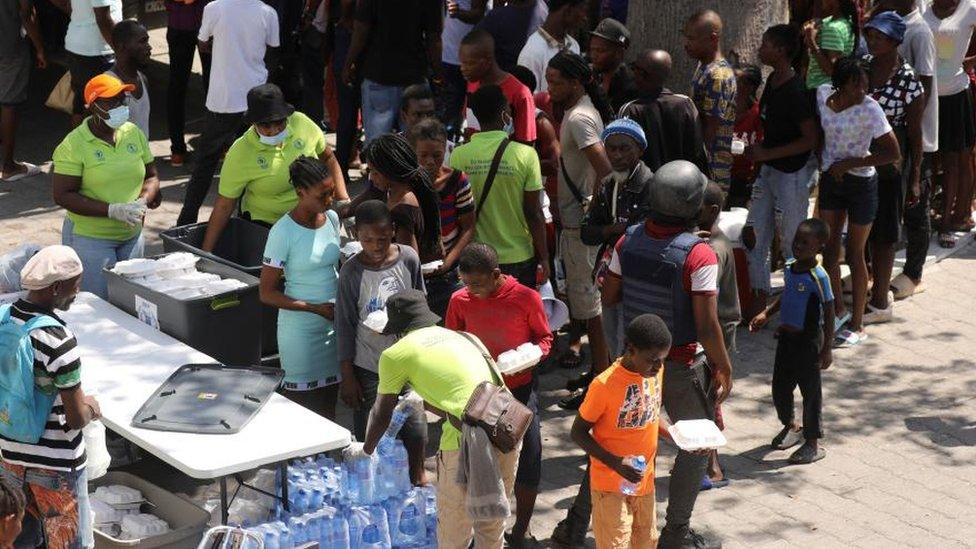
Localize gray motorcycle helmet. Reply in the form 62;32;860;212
648;160;708;224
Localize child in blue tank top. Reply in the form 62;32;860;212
749;218;835;465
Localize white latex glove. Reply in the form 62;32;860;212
108;198;147;227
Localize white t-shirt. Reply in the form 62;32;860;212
817;84;892;178
924;0;976;97
516;28;579;93
65;0;121;57
557;95;603;228
199;0;280;113
106;69;150;139
901;9;939;152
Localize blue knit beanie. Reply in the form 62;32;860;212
601;118;647;151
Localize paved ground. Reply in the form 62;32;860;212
3;28;976;549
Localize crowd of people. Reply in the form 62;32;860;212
0;0;972;548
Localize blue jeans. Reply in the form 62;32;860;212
744;163;815;293
361;79;404;143
2;463;93;549
62;218;144;298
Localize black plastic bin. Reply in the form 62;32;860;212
104;254;262;366
160;218;278;355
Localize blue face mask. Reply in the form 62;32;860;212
98;104;130;129
259;127;289;146
503;114;514;136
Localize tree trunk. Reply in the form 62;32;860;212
626;0;789;91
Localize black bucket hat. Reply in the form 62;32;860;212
381;289;441;335
247;83;295;124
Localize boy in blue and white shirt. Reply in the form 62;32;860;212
749;218;834;465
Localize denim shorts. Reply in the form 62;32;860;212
818;171;879;226
2;462;93;549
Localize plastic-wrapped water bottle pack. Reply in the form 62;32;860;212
242;400;437;548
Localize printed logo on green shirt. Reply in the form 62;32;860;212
293;138;305;150
126;143;138;154
257;156;269;169
94;149;105;161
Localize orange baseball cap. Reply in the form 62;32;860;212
84;74;135;107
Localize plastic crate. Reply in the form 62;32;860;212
91;471;211;549
103;254;261;366
160;219;277;355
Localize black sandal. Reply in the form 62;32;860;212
557;349;583;370
788;444;826;464
939;232;957;249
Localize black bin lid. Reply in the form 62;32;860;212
132;364;283;434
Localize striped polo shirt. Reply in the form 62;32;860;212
0;300;86;471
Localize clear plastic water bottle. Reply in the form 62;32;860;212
289;488;309;515
261;525;280;549
309;487;325;510
393;442;411;493
385;409;408;439
287;517;305;545
384;490;426;547
620;455;647;495
276;523;293;549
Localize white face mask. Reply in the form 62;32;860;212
258;126;289;146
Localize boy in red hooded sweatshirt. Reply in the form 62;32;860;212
445;241;553;546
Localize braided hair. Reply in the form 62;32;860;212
288;155;332;191
548;51;614;125
363;134;443;259
0;474;25;519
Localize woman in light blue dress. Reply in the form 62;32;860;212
260;156;342;418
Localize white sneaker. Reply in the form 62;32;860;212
863;298;893;325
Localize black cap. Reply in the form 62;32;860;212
246;83;295;124
590;18;630;48
381;289;441;335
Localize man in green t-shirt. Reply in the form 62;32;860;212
362;289;518;548
449;85;549;288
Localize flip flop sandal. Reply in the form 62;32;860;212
0;163;41;183
890;273;917;301
833;310;851;333
771;426;804;450
700;476;713;491
834;328;867;348
710;478;730;489
788;445;826;464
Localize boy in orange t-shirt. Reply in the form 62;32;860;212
571;314;670;549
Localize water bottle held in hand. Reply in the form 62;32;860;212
620;455;647;495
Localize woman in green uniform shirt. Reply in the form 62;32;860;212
201;83;348;252
260;157;342;418
52;74;161;298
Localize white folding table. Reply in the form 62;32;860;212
60;293;352;523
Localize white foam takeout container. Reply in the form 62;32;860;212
496;343;543;376
669;419;728;451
